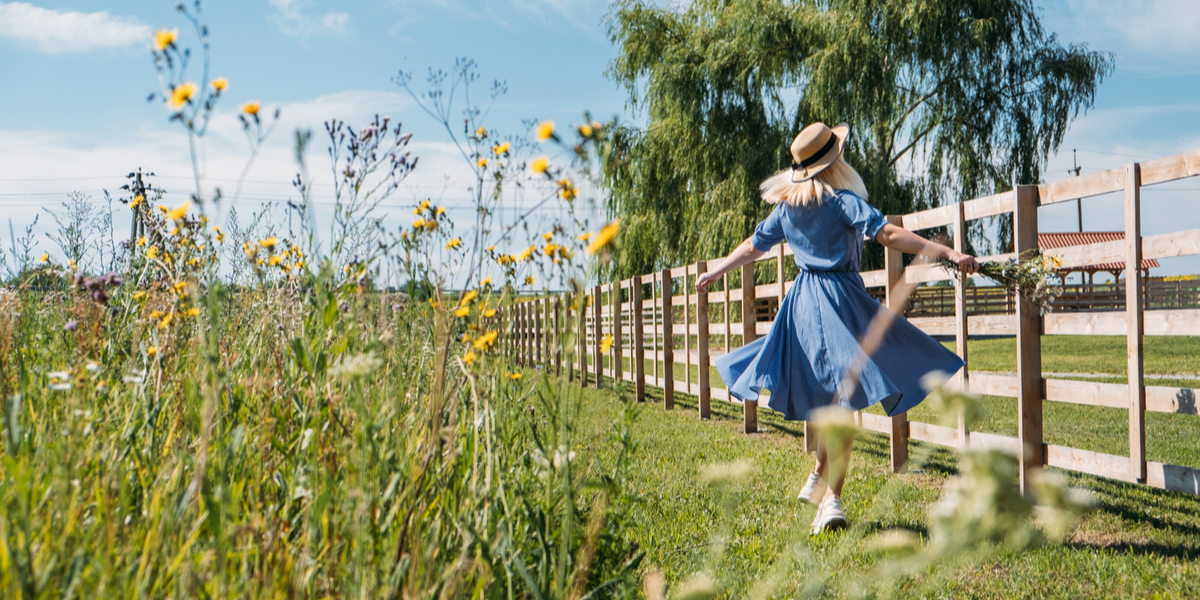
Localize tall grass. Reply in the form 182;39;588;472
0;4;638;598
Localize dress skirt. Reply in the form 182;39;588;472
715;269;964;421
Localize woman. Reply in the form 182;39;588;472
695;123;979;534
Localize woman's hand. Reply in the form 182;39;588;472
948;251;980;275
695;271;721;292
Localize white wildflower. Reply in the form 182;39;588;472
328;352;383;380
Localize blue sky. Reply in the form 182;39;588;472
2;0;1199;281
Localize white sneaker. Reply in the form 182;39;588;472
811;496;847;535
797;472;826;505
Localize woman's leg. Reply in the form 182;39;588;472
812;434;854;499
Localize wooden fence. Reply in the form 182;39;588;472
501;149;1200;497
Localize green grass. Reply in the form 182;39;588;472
952;335;1200;376
576;380;1200;599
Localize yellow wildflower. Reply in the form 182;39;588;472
154;28;177;51
579;124;593;137
186;307;201;317
436;206;445;215
421;199;431;211
159;313;173;330
518;245;536;261
146;246;159;260
474;330;499;350
544;243;559;256
476;126;487;138
242;101;260;116
591;121;603;131
461;289;477;305
166;201;189;221
167;82;197;112
600;335;614;354
481;276;492;286
211;77;227;91
463;350;477;366
525;275;534;285
484;308;497;318
157;205;168;213
493;142;510;155
587;219;620;255
213;226;225;242
454;306;470;318
478;157;487;168
268;255;284;266
509;372;523;381
446;238;462;250
412;218;426;229
558;179;577;201
531;156;549;174
130;194;144;208
577;232;592;242
173;281;188;293
424;220;437;231
259;236;278;249
536;120;555;141
133;291;147;301
149;310;163;319
543;232;553;241
169;227;180;236
147;346;157;356
38;253;48;262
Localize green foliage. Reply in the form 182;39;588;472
603;0;1113;277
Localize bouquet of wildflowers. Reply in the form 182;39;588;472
940;250;1063;314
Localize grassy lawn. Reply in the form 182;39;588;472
576;380;1200;599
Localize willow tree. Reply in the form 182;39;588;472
602;0;1113;277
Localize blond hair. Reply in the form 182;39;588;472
760;156;869;206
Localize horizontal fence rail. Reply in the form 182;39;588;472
501;148;1200;498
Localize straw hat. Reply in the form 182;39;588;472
788;122;849;182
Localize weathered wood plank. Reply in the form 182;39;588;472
1126;163;1147;483
1139;148;1200;186
1143;228;1200;260
1038;166;1124;206
1046;444;1134;482
909;421;962;448
1146;462;1200;496
741;262;758;434
633;275;645;402
964;191;1017;221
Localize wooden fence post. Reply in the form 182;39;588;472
740;263;758;434
578;292;588;386
697;261;711;419
884;215;909;472
593;285;603;386
954;200;970;449
1015;185;1043;492
1126;163;1147;483
662;268;675;409
555;296;563;377
614;281;624;385
633;275;646;402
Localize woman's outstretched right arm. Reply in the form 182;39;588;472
695;237;766;291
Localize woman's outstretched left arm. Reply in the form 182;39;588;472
695;237;767;292
874;223;980;275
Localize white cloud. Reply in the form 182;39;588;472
269;0;349;39
1044;0;1200;70
0;2;150;54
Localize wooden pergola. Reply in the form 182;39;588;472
1039;231;1160;284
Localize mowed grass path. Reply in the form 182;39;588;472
575;381;1200;599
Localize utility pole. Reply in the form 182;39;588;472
1070;149;1083;233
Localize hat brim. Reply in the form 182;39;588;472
788;123;850;183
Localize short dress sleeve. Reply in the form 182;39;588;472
836;191;887;241
751;204;786;252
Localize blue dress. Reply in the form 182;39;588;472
715;190;964;421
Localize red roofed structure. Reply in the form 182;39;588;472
1039;231;1159;283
